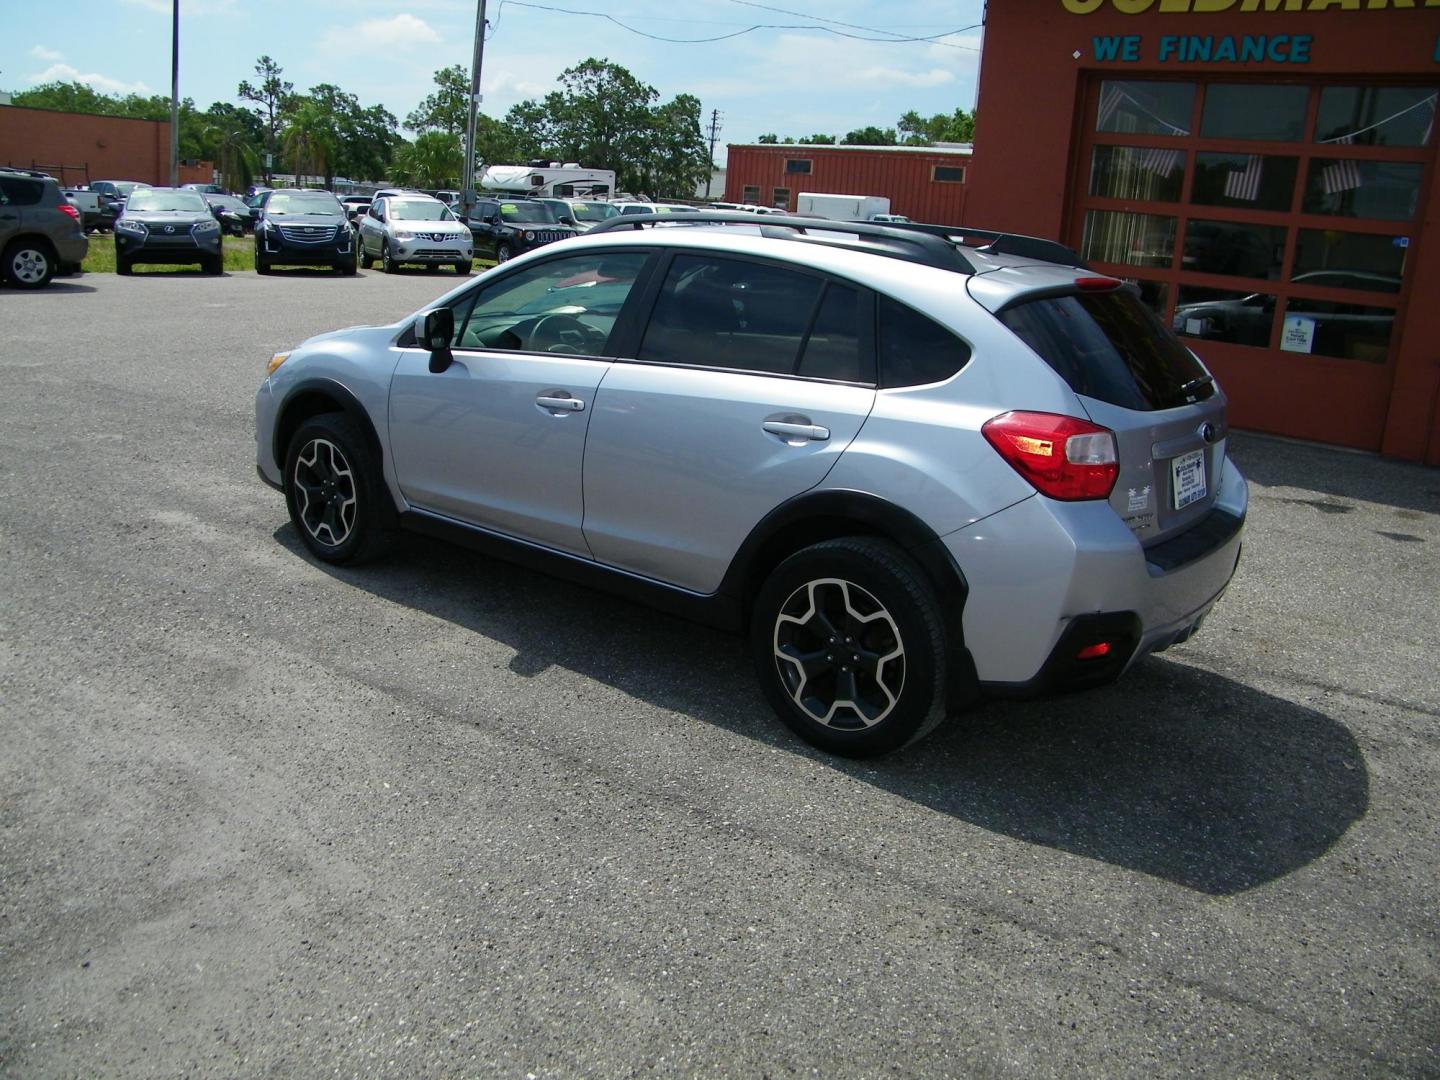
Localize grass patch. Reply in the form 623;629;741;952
82;234;254;274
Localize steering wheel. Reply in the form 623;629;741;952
528;313;604;354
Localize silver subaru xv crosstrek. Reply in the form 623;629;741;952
255;214;1246;756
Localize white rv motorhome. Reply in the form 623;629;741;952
479;163;617;199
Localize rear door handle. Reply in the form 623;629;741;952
763;420;830;442
536;393;585;412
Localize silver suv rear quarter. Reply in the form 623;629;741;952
255;215;1246;756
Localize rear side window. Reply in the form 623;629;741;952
797;283;865;383
639;255;824;375
0;177;45;206
999;290;1212;412
878;297;972;388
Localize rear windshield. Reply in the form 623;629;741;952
998;289;1213;412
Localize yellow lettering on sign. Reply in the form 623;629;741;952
1308;0;1361;8
1158;0;1192;9
1193;0;1239;9
1238;0;1305;9
1061;0;1106;10
1112;0;1156;10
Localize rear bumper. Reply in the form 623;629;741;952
946;454;1247;687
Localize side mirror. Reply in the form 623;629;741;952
421;308;455;373
559;215;576;226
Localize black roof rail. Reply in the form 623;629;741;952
582;211;975;273
875;221;1085;267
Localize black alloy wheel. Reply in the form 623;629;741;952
283;413;394;565
750;538;949;757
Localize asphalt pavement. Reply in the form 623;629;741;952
1;269;1437;1077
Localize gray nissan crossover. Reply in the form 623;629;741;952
255;214;1246;756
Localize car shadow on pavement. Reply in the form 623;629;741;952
0;281;98;294
1229;432;1440;516
277;525;1369;897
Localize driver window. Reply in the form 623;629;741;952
450;251;649;356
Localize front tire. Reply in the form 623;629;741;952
2;240;56;288
283;413;395;565
254;247;270;275
359;238;374;269
203;254;223;275
455;261;472;275
338;256;357;276
750;538;948;757
116;252;133;276
381;240;397;274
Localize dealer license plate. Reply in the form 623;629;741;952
1171;449;1207;510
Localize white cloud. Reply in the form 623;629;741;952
336;13;443;52
27;64;155;96
30;45;64;62
854;65;954;89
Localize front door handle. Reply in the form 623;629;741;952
536;393;585;412
763;420;830;442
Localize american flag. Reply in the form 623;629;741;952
1322;159;1363;197
1138;147;1182;177
1098;84;1123;129
1223;156;1263;202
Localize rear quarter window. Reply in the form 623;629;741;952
998;290;1212;412
878;297;972;388
0;177;46;206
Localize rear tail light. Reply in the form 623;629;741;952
982;411;1119;501
59;203;81;222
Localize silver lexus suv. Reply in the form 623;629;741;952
255;215;1246;756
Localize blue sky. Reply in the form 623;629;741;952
1;0;984;163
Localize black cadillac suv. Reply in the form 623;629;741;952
254;190;356;275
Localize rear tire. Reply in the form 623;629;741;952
283;413;395;566
750;537;949;757
2;239;56;289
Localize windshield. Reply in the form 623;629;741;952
127;190;208;213
391;200;454;222
267;192;343;216
568;201;619;222
112;181;147;196
496;201;559;224
207;196;244;211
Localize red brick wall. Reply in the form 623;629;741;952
0;105;211;186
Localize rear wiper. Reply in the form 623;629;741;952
1179;374;1214;401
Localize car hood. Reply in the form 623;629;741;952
265;212;347;227
299;323;389;350
393;221;470;235
121;210;213;227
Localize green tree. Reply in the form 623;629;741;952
306;83;399;182
756;133;779;144
238;56;293;182
406;65;469;138
843;125;897;146
282;100;338;186
640;93;712;199
897;107;975;146
392;131;463;188
798;133;837;145
11;81;125;115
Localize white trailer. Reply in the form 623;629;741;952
796;192;892;221
479;164;617;199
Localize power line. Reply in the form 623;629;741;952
497;1;981;46
724;0;981;51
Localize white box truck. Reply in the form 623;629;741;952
796;192;892;220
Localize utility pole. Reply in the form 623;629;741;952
460;0;487;223
704;109;722;199
169;0;180;186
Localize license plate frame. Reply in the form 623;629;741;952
1171;448;1207;510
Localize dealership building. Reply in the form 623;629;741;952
966;0;1440;464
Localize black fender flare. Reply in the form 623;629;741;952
272;377;386;485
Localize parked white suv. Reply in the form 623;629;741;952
255;214;1246;756
357;194;473;274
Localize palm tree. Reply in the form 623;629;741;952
392;131;463;189
283;101;339;188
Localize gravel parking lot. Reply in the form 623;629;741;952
1;271;1437;1077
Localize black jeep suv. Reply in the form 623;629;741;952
463;197;578;263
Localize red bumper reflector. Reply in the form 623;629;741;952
1076;642;1112;661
